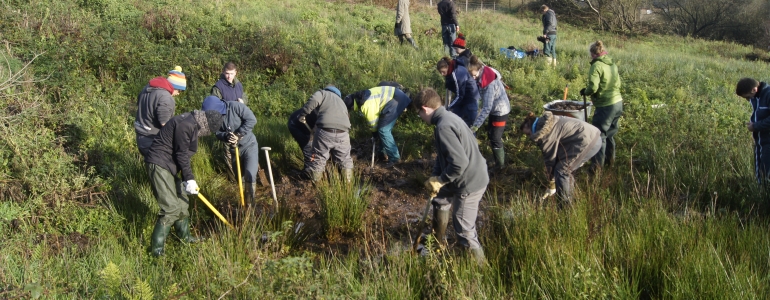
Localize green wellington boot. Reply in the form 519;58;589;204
470;247;487;266
432;209;450;247
491;148;505;171
311;171;324;183
173;217;203;244
150;217;172;256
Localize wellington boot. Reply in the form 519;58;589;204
173;217;203;244
311;171;324;183
407;37;419;49
245;182;256;206
470;247;487;266
432;209;450;247
150;217;172;256
491;148;505;170
343;168;353;183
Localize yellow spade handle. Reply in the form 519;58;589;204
196;191;234;229
235;145;245;207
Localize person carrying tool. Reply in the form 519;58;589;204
452;34;472;67
736;78;770;184
519;111;601;208
395;0;418;49
144;109;223;256
437;56;480;127
211;62;248;104
437;0;459;57
202;96;259;204
540;4;558;65
296;85;355;182
345;85;412;168
466;55;510;171
415;87;489;265
134;66;186;157
580;40;623;173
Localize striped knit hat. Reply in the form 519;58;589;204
167;66;187;91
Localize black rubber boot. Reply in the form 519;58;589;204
150;217;172;256
432;209;450;247
407;37;419;49
492;148;505;170
173;217;202;244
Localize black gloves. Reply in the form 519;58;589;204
579;88;587;96
372;131;379;139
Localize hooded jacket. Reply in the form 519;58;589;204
750;82;770;144
542;9;557;35
395;0;412;35
472;66;511;128
298;89;351;131
212;75;247;103
350;86;400;132
446;64;480;113
584;55;622;108
134;77;175;138
530;112;600;178
431;106;489;194
214;101;258;148
144;111;201;181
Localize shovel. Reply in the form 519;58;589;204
235;145;245;207
411;194;435;253
582;94;588;121
196;189;234;229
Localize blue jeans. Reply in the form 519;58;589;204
543;34;557;59
441;24;458;57
377;92;412;162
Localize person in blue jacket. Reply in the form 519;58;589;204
436;56;480;127
737;78;770;184
202;96;259;204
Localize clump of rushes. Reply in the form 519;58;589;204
316;169;371;241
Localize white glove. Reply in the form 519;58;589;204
184;180;199;195
541;180;556;200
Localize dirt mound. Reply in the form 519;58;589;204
548;102;588;111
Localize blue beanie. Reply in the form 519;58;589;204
324;85;341;98
202;96;227;115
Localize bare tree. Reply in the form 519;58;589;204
658;0;750;38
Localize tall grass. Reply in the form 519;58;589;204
316;170;372;240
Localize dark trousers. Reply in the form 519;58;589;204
555;137;602;205
228;141;259;183
441;24;458;56
451;105;478;128
288;119;314;171
591;101;623;167
487;114;508;149
147;163;190;225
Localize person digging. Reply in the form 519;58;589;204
345;84;412;168
202;96;259;205
144;110;224;256
415;88;489;265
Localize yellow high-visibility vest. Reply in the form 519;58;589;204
360;86;396;131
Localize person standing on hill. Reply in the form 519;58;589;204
395;0;418;49
467;56;510;171
452;33;472;67
345;85;412;168
211;62;247;104
144;110;223;256
520;111;601;208
438;0;460;57
134;66;186;157
296;85;355;182
736;78;770;184
540;5;557;65
437;57;480;127
580;41;623;172
202;96;260;205
416;88;489;265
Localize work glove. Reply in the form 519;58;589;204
470;126;479;133
298;115;307;124
541;180;556;200
424;176;446;198
579;88;587;96
184;180;199;195
226;132;239;146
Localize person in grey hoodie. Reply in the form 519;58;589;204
467;55;511;171
540;5;558;65
416;88;489;265
202;96;259;205
296;85;354;182
520;111;601;207
134;66;187;157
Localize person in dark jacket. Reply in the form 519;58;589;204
202;96;259;204
736;78;770;184
416;88;489;265
580;41;623;171
540;5;558;65
296;85;354;182
437;0;459;56
467;56;511;171
437;57;480;127
211;62;248;104
288;108;319;178
520;111;601;207
134;66;186;157
346;85;412;167
144;110;223;256
452;33;472;67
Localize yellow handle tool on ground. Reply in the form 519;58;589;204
235;145;245;207
196;189;234;229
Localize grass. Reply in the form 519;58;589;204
1;0;770;298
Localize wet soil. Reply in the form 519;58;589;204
548;102;588;111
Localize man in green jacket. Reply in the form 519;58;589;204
580;41;622;170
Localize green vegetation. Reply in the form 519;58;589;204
316;170;372;240
1;0;769;298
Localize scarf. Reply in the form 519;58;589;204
591;51;608;60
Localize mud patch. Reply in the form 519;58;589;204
38;232;91;255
